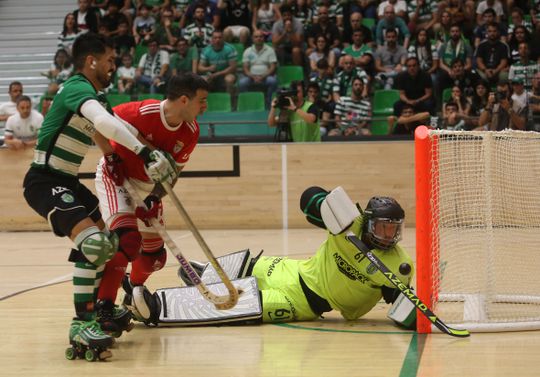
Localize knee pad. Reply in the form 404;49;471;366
141;246;167;273
114;227;142;261
75;227;118;267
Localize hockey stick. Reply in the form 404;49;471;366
124;179;239;310
346;234;470;338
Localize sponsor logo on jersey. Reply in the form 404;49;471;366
52;186;69;195
173;141;184;154
61;193;75;203
333;252;368;284
266;257;283;277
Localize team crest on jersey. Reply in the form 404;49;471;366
61;193;75;203
366;263;378;275
173;141;184;154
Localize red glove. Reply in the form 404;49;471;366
134;195;161;227
104;153;125;186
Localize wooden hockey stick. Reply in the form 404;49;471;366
346;234;470;338
124;179;239;310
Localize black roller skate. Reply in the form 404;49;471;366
65;319;114;361
95;299;134;338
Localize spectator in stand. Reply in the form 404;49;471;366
45;49;73;84
252;0;278;42
3;96;43;151
313;0;343;29
272;4;304;66
528;72;540;131
438;24;473;77
407;0;439;36
183;4;215;53
306;5;341;58
116;52;136;94
180;0;220;29
508;42;540;91
0;81;23;122
393;56;435;115
239;30;278;109
377;0;407;20
445;0;470;28
507;25;531;65
170;37;199;75
333;54;369;102
374;29;407;90
330;77;372;136
308;35;337;77
198;30;237;96
100;0;129;37
341;29;374;75
476;0;505;25
510;77;528;109
309;58;335;130
507;7;533;38
388;104;431;135
135;38;170;94
113;20;136;64
475;22;510;86
58;13;81;55
433;10;453;45
467;80;489;129
218;0;251;46
342;12;373;49
442;86;471;119
169;0;191;22
478;80;527;130
441;101;467;130
38;82;59;117
408;28;439;83
351;0;377;20
375;5;410;48
73;0;100;34
474;8;507;47
133;4;156;45
154;7;180;53
439;59;479;101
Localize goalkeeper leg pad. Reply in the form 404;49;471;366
156;277;262;326
387;291;417;330
128;285;161;326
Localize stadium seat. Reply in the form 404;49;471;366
134;44;148;65
197;111;271;136
107;93;131;108
138;93;164;101
207;92;232;112
372;89;400;116
371;119;389;135
362;18;376;29
237;92;265;112
442;88;452;103
232;43;244;63
277;65;304;88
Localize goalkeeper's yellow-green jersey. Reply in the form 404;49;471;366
298;216;414;320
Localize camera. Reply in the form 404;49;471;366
275;88;298;109
494;91;508;103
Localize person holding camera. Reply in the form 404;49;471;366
478;79;527;131
268;81;321;142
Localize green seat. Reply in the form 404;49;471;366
232;43;245;63
370;119;389;135
237;92;266;112
277;65;304;88
207;92;232;112
362;18;376;29
138;93;164;101
134;44;148;65
107;93;131;108
372;89;400;116
197;111;271;136
442;88;452;103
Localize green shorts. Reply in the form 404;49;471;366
252;256;318;323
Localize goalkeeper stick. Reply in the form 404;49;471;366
124;179;239;310
346;234;470;338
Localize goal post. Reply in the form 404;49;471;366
415;126;540;333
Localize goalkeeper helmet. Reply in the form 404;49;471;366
362;196;404;250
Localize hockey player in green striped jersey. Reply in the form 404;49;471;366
22;33;178;361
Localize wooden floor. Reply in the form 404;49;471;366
1;228;540;377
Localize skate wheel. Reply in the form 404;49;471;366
98;350;112;360
65;347;77;360
84;349;98;362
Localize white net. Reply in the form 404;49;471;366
428;129;540;331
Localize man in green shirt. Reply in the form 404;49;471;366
170;37;198;76
22;33;177;361
268;81;321;142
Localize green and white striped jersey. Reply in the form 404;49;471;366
31;73;111;177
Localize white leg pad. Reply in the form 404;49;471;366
200;249;252;284
156;277;262;326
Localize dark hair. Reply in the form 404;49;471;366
9;81;22;91
62;12;79;37
167;73;209;100
450;58;463;68
445;101;458;110
385;28;397;37
54;48;71;70
72;32;114;70
307;82;320;91
280;4;292;15
482;8;496;17
316;58;329;70
16;95;31;105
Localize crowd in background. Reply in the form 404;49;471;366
3;0;540;144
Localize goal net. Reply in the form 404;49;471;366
415;126;540;333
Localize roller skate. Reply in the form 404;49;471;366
65;319;114;361
95;299;134;338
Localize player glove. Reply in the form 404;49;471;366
138;147;178;184
134;195;161;227
104;153;125;186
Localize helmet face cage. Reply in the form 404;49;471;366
366;217;403;250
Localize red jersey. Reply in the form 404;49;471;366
111;100;199;182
